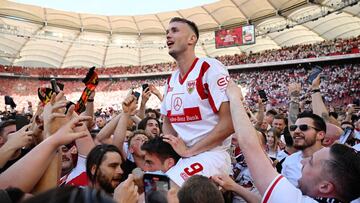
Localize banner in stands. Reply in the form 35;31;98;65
215;25;255;48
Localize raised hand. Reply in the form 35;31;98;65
50;115;92;146
141;87;151;106
42;92;68;135
162;134;190;157
114;174;139;203
6;124;34;150
122;95;138;115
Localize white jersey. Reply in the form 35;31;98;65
161;57;231;150
281;151;303;187
262;175;318;203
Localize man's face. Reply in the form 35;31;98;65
0;125;16;148
146;119;160;137
166;21;194;58
96;117;106;128
265;114;274;126
272;119;285;132
144;152;167;172
291;118;319;150
298;147;330;197
129;133;149;157
96;152;123;194
146;112;157;119
61;145;76;175
260;121;268;131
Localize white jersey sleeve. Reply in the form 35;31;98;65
203;59;229;112
160;77;170;115
262;175;318;203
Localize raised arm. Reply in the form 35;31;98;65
96;114;122;143
288;82;301;126
311;76;340;126
138;88;151;119
113;95;137;159
80;91;95;129
226;80;278;195
0;115;91;192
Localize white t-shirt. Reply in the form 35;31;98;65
281;151;303;187
160;57;231;150
353;143;360;151
262;175;318;203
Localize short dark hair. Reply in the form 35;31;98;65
137;117;161;133
141;136;180;163
297;112;326;133
177;175;224;203
86;144;121;184
266;109;278;117
273;114;287;124
145;108;160;119
341;121;354;129
0;119;16;136
128;130;149;147
169;17;199;42
322;144;360;202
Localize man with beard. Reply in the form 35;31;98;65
281;112;325;187
60;143;77;177
137;117;161;137
86;144;123;194
226;81;360;203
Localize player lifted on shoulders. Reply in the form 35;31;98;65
161;17;234;186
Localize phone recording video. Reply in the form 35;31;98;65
143;173;170;203
132;91;141;101
339;127;353;144
307;65;323;85
142;83;149;93
258;89;268;103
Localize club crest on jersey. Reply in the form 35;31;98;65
187;80;196;94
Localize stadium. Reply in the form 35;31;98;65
0;0;360;202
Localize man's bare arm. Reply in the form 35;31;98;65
227;80;278;195
186;102;234;156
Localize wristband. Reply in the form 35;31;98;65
87;99;94;102
311;89;320;94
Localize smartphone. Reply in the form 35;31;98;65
143;173;170;203
258;89;268;103
339;127;353;144
142;84;149;92
307;65;323;84
50;79;60;93
133;91;141;101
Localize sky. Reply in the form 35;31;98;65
13;0;218;15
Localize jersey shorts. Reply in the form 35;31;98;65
166;149;231;186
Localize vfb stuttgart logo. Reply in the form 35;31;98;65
187;80;196;94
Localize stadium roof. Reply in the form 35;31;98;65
0;0;360;68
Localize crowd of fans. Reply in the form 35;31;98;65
0;60;359;203
0;62;359;112
0;31;359;203
0;36;359;77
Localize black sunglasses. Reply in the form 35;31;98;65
289;124;320;132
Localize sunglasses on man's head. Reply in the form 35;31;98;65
289;124;320;132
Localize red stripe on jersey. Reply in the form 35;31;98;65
65;172;88;187
167;107;202;123
204;83;218;113
262;175;283;203
196;61;210;100
167;75;172;85
179;58;199;85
